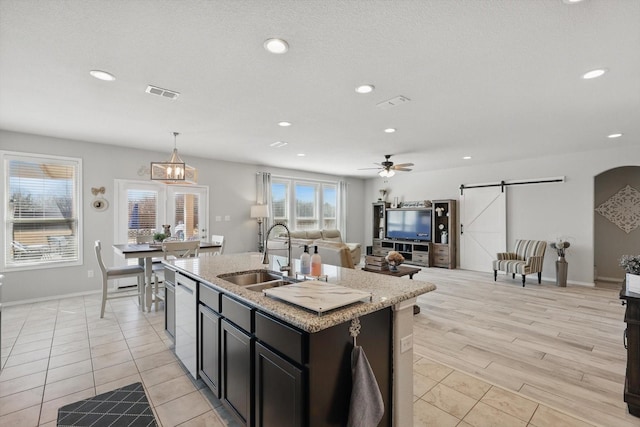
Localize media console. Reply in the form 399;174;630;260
371;199;457;269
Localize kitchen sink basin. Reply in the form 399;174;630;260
218;270;299;291
243;279;293;292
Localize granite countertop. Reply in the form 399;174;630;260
165;253;436;333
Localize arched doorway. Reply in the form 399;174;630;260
594;166;640;284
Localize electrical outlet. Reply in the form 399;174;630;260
400;334;413;353
224;215;231;221
87;270;94;278
215;216;222;222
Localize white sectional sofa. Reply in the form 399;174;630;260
268;229;361;268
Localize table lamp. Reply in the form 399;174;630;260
250;204;270;252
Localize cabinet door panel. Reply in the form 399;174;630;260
199;304;220;397
221;319;252;426
255;342;303;427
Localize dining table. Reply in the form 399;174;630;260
112;242;222;312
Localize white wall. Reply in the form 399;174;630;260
364;145;640;285
0;130;365;303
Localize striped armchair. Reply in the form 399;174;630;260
492;240;547;287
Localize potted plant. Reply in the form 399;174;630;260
386;251;405;271
550;239;571;260
153;232;167;243
550;239;571;287
621;254;640;294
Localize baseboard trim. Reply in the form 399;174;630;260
597;275;624;283
3;290;101;307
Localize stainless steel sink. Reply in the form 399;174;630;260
244;279;293;292
218;270;299;291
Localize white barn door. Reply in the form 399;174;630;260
459;186;506;272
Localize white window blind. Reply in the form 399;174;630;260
4;153;81;269
127;189;158;243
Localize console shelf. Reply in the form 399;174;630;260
371;199;457;269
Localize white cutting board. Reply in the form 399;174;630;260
263;281;371;314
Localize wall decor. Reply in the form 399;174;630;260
91;186;109;211
595;184;640;234
399;200;430;208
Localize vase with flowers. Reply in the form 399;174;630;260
621;255;640;294
550;239;571;261
550;239;571;287
386;251;405;272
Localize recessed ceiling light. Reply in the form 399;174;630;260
463;156;472;160
89;70;115;81
264;38;289;54
582;68;607;79
355;84;375;94
270;141;288;148
278;121;292;127
384;128;396;133
562;0;585;4
607;133;623;139
297;153;305;157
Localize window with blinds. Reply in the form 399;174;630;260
4;152;82;269
127;189;159;243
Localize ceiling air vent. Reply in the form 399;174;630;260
145;85;180;100
376;95;410;110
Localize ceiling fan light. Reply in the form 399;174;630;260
379;169;395;178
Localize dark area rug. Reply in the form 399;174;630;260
57;382;157;427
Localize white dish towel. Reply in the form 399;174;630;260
347;345;384;427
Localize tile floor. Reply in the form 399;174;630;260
0;293;598;426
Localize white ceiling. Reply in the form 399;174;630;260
1;0;638;178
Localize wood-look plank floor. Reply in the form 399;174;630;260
410;268;637;427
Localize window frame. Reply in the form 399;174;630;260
271;177;339;232
2;150;83;271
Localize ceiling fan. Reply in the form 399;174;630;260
359;154;414;177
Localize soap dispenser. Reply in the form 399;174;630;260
311;245;322;276
300;245;311;275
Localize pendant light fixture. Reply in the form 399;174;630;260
150;132;198;184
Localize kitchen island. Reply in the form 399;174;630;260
164;252;436;427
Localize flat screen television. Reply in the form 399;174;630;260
385;209;432;241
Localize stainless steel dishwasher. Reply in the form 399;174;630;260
175;273;197;378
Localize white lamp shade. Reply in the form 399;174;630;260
251;204;270;219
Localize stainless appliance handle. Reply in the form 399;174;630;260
177;282;194;295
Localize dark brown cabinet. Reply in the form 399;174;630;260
255;342;303;427
199;304;220;397
431;199;457;269
167;279;392;427
622;285;640;417
371;200;457;268
222;319;253;426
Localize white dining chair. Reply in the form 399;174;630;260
94;240;145;318
210;235;224;255
152;240;201;311
135;235;164;296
